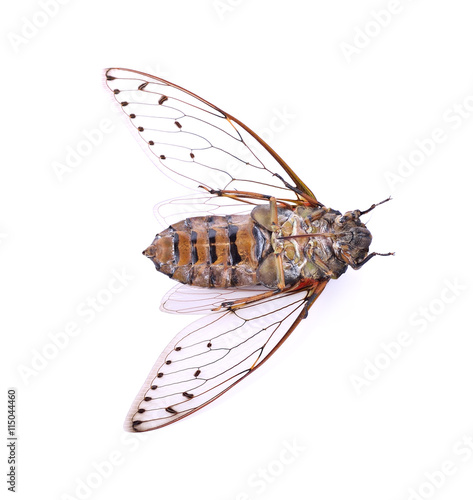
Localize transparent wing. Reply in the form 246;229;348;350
160;283;268;315
125;281;327;432
152;192;258;231
104;68;318;204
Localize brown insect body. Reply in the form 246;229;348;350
143;214;271;288
104;68;392;432
144;205;373;289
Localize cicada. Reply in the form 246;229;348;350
104;68;392;432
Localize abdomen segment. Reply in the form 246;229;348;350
143;215;270;288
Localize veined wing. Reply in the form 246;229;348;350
152;192;258;231
126;280;327;432
160;283;268;315
104;68;319;205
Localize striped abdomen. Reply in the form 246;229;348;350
143;215;271;288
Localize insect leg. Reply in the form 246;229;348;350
302;279;329;317
267;196;287;290
213;287;283;311
349;251;395;270
272;173;322;207
269;196;278;229
216;278;322;312
199;185;295;209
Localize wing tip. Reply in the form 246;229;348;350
123;419;139;433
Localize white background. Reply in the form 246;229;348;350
2;1;473;499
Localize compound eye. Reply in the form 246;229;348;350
352;227;372;250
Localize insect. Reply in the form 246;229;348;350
104;68;392;432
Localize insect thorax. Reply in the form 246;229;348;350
252;204;373;287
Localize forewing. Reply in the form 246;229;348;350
125;282;327;432
104;68;318;203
